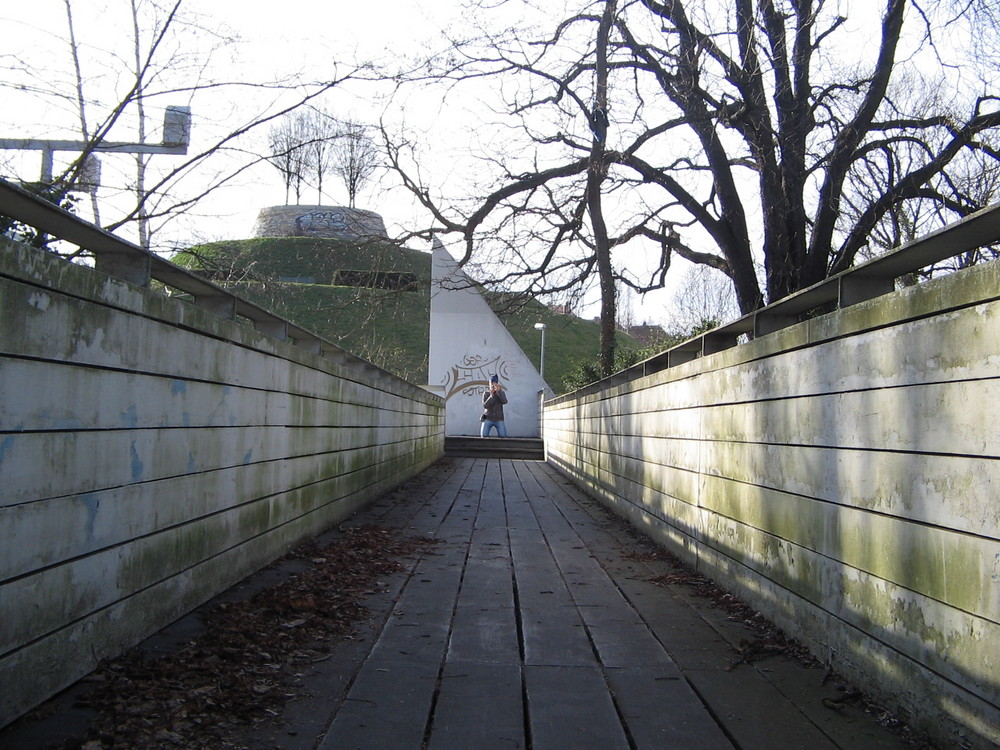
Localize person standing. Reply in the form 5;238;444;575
481;374;508;437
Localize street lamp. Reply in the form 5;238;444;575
533;322;547;383
0;105;192;183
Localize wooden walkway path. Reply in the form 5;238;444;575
281;457;910;750
1;456;917;750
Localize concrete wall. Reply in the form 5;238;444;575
429;239;549;437
543;259;1000;750
252;205;388;240
0;237;444;728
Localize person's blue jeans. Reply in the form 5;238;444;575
481;419;507;438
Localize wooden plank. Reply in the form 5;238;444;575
523;463;688;673
754;659;924;750
0;513;341;728
447;529;519;665
0;276;433;412
697;381;1000;456
446;598;520;666
426;662;525;750
317;662;440;750
698;442;998;535
605;668;734;750
577;604;680;670
524;665;629;750
371;555;464;649
503;486;540;531
685;668;840;750
0;472;410;656
317;463;484;749
474;462;508;531
0;426;425;506
509;528;597;668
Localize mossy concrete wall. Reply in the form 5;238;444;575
543;259;1000;750
0;237;444;728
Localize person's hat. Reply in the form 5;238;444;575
490;374;499;383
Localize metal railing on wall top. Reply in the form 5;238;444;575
0;177;426;396
553;201;1000;403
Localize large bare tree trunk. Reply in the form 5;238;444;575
591;0;618;376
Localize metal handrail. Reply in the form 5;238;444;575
0;176;403;386
6;175;999;400
553;201;1000;403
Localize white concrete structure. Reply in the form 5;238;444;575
429;239;549;437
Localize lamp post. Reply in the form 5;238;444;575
1;105;192;183
533;322;547;383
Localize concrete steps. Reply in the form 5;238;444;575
444;436;544;460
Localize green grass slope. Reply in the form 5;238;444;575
175;237;637;393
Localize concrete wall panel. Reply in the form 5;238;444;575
0;237;444;728
543;258;1000;750
428;239;549;437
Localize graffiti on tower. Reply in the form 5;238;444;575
295;211;348;236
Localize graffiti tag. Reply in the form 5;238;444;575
442;354;510;401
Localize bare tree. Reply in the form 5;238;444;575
55;0;206;242
3;0;375;250
841;80;1000;276
303;107;337;204
385;0;629;373
268;112;310;204
267;108;374;206
589;0;619;373
330;120;378;208
4;0;193;251
63;0;101;224
666;264;741;338
610;0;1000;309
129;0;151;248
381;0;1000;375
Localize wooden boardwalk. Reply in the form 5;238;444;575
286;457;910;750
1;456;917;750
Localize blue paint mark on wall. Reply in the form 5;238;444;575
243;449;254;465
187;452;197;473
120;404;139;429
171;379;187;396
130;442;144;482
81;494;100;539
0;435;15;463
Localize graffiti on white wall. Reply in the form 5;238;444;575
442;354;511;400
430;238;546;436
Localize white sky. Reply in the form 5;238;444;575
2;0;676;324
1;1;460;238
0;0;796;327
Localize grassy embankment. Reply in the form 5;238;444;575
174;237;640;393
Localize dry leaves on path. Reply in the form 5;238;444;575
634;545;938;749
57;524;439;750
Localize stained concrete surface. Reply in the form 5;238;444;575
1;457;921;750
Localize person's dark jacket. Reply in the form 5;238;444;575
482;388;507;422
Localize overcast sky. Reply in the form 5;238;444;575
3;1;456;206
0;0;713;325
